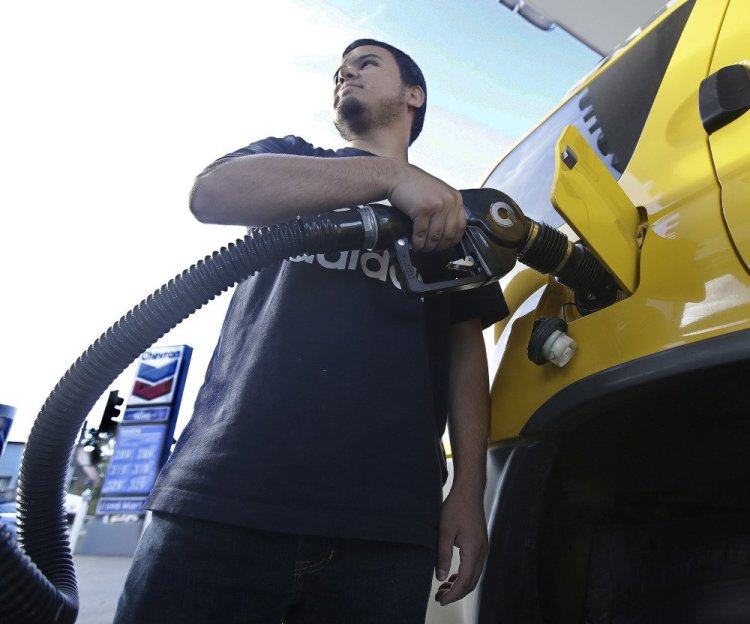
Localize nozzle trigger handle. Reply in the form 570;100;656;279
392;237;488;296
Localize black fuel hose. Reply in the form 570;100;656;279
0;206;406;624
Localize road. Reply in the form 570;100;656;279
74;555;132;624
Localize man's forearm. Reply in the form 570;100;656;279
188;152;467;252
190;154;401;227
434;317;490;605
447;318;490;497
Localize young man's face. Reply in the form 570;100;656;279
333;45;412;140
333;45;404;110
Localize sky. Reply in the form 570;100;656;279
0;0;598;443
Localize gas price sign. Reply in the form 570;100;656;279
100;407;170;496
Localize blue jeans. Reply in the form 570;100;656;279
114;512;435;623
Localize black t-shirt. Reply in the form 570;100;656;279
147;136;508;548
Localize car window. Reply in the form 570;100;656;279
484;0;695;227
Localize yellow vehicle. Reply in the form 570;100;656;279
468;0;750;621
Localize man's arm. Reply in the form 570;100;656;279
189;154;465;252
435;317;490;605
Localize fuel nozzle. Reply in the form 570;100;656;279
313;188;618;314
460;188;618;314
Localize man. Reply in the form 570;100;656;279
115;39;507;623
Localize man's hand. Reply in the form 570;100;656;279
434;489;488;606
387;163;466;252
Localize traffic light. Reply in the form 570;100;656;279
98;390;124;435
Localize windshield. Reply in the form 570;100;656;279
483;0;694;227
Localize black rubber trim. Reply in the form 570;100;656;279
476;440;558;624
522;328;750;436
699;64;750;134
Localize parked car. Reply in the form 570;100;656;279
0;501;18;543
449;0;750;622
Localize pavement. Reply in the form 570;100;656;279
74;554;133;624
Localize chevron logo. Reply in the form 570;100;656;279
129;346;190;405
132;361;178;401
138;361;178;383
132;378;174;401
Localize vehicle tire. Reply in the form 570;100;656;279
622;577;750;624
584;515;750;624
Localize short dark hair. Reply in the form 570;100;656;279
341;39;427;145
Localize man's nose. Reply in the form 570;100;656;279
338;66;357;84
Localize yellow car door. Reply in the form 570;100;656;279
702;0;750;272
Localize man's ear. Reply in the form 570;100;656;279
406;84;425;109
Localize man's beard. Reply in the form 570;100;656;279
334;89;406;141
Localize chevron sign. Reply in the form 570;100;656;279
97;345;191;520
128;346;190;405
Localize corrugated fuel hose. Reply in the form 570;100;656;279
0;209;383;623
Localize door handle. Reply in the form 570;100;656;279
699;63;750;134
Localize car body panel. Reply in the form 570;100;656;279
707;2;750;272
486;0;750;442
